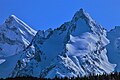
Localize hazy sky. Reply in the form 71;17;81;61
0;0;120;31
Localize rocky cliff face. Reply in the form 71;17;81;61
0;9;116;79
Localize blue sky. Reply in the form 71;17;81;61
0;0;120;31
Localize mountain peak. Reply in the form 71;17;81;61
9;15;20;21
9;15;17;19
3;14;37;42
72;8;95;23
5;14;37;34
79;8;85;14
5;15;19;24
73;8;86;18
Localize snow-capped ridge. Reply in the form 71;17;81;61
5;15;19;24
36;28;53;38
0;14;37;57
9;15;18;20
5;15;37;35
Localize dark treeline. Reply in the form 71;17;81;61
1;72;120;80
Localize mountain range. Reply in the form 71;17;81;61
0;9;119;79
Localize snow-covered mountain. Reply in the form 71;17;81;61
5;9;115;78
0;15;37;57
0;9;117;79
0;15;37;78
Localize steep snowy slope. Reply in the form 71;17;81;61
107;26;120;72
0;15;37;57
12;9;115;78
0;54;21;78
0;15;37;78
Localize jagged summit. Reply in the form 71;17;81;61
9;15;17;19
75;8;86;17
5;15;18;23
80;8;84;12
72;8;95;23
4;14;37;36
0;14;37;57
